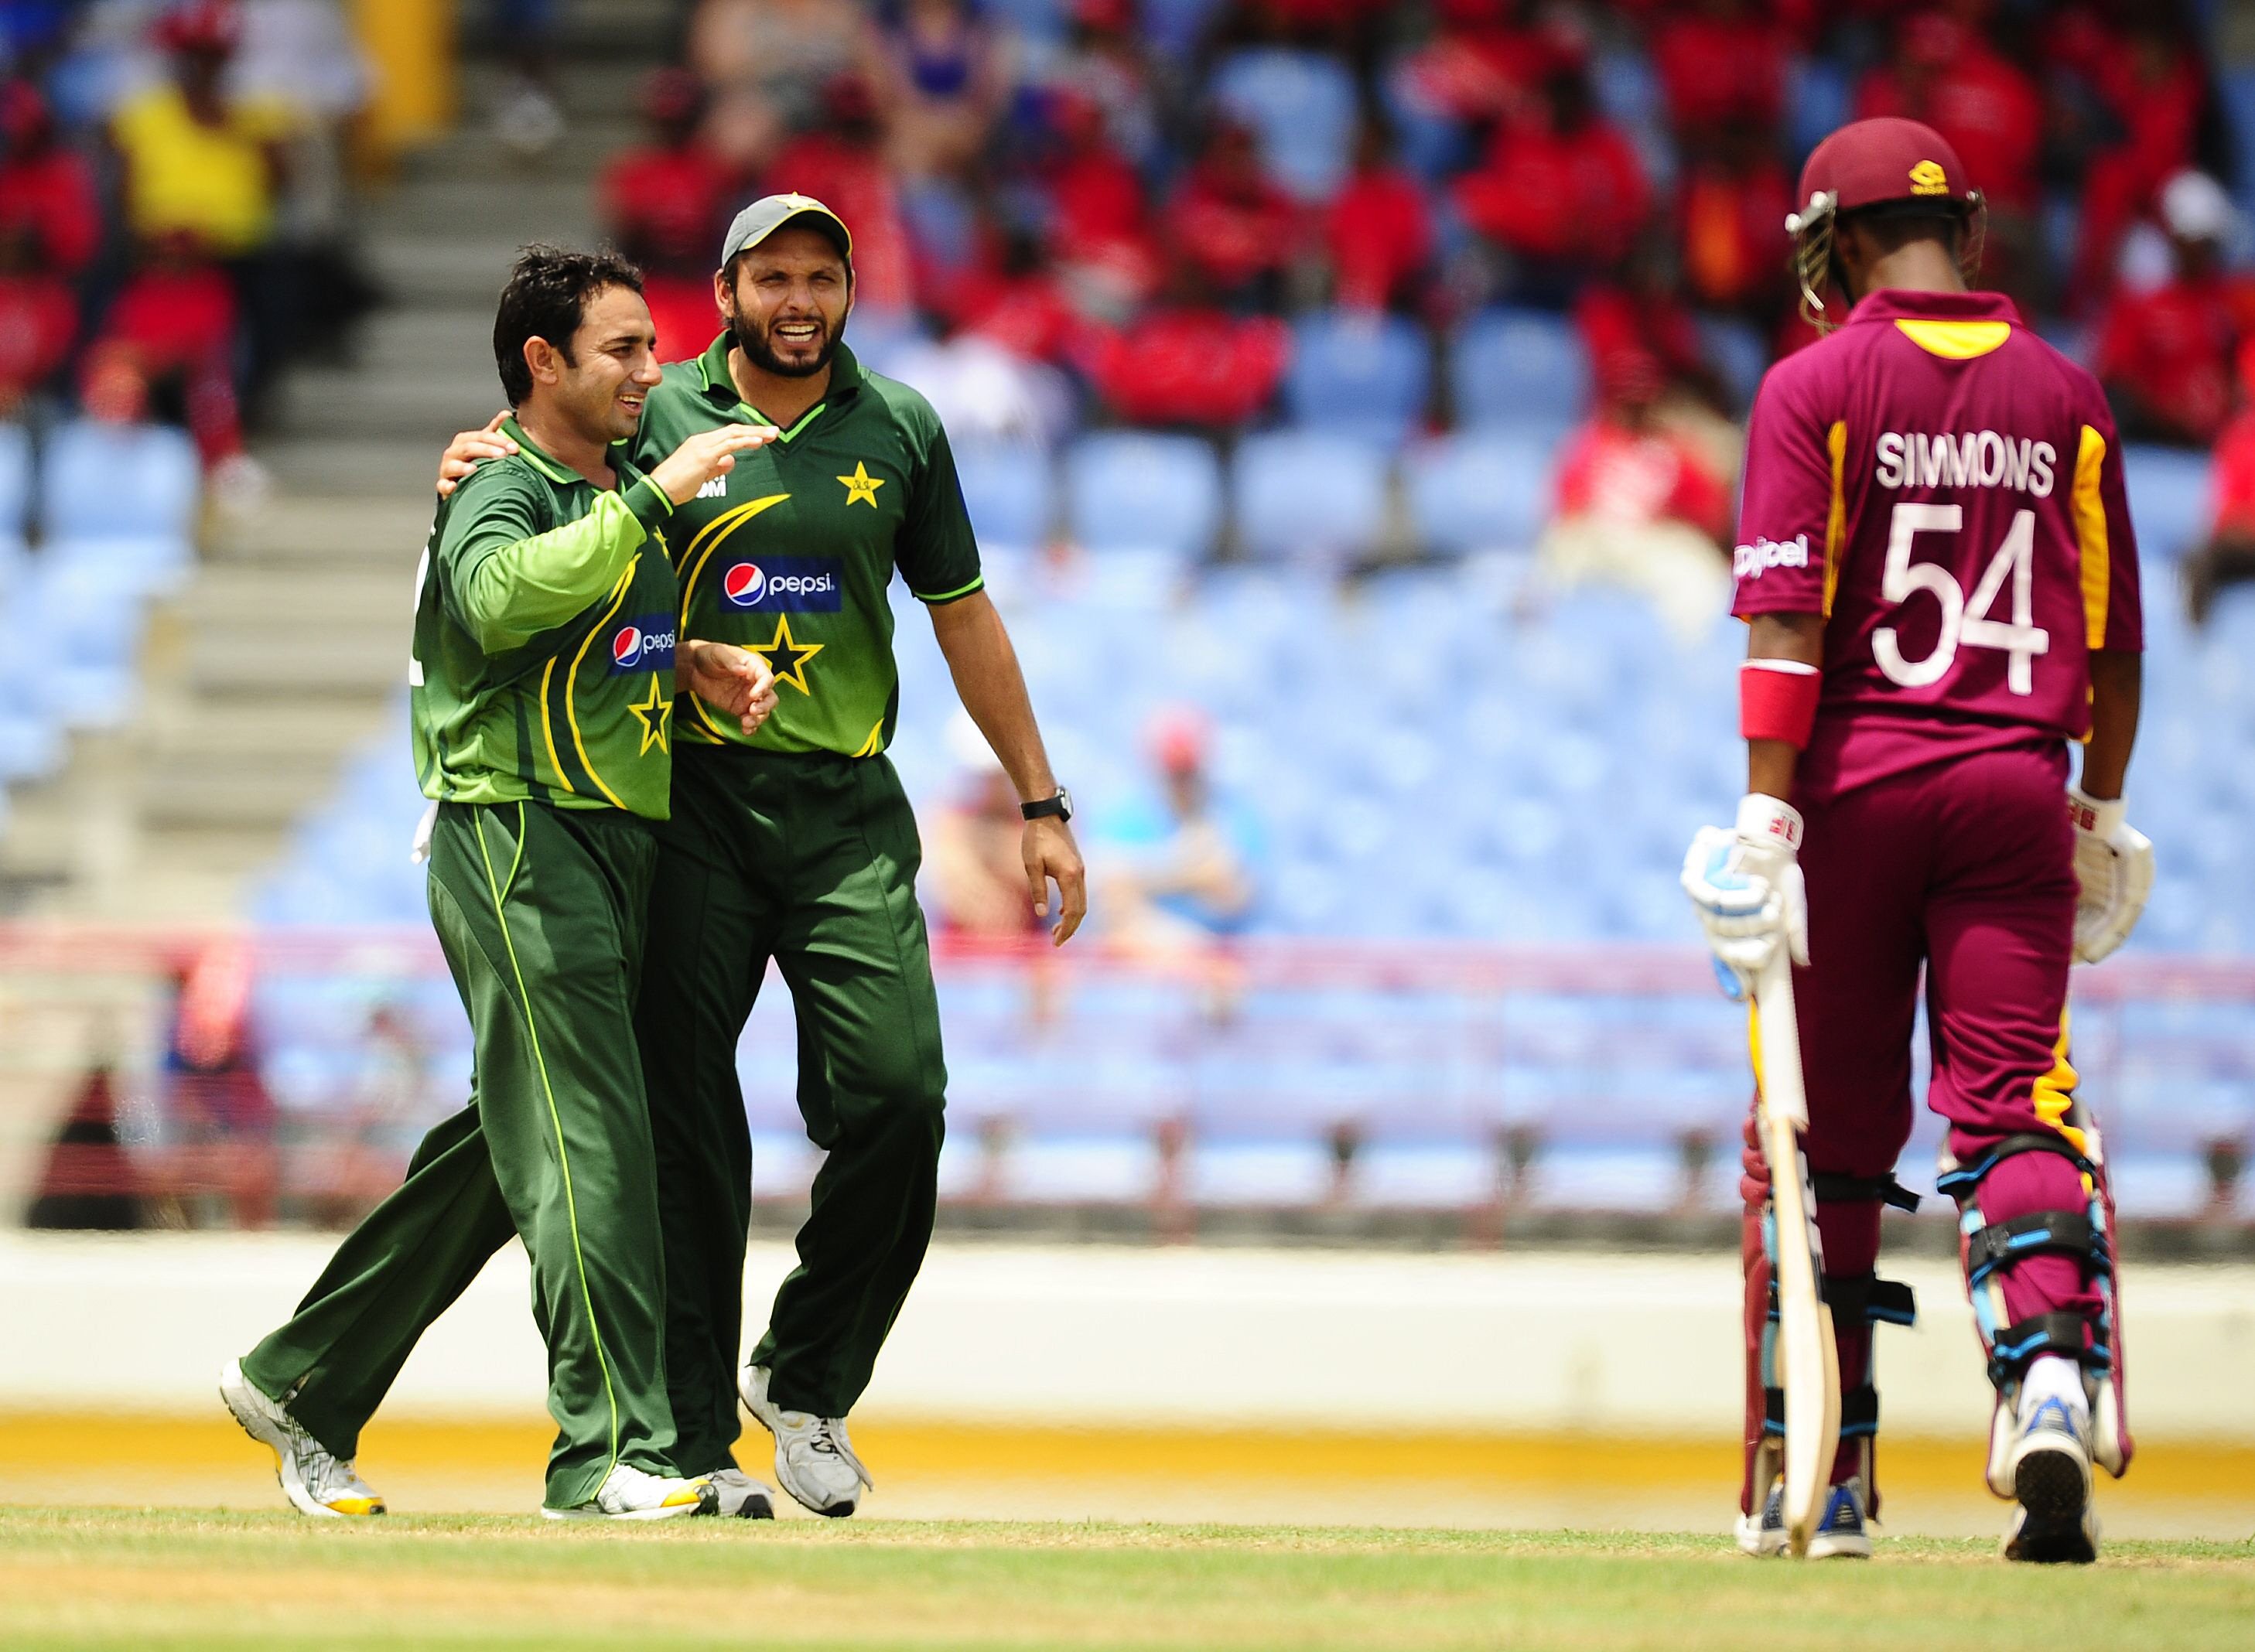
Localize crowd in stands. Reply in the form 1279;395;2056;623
589;0;2255;619
0;0;376;501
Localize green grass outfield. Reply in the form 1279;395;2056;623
2;1510;2251;1650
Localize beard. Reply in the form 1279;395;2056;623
732;310;841;378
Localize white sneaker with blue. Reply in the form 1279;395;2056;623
2000;1357;2100;1564
1737;1476;1869;1558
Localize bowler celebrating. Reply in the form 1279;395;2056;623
223;247;779;1521
1683;120;2150;1563
442;194;1086;1517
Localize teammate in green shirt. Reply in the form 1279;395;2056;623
224;246;783;1521
441;196;1087;1516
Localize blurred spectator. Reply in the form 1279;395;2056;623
766;70;917;312
0;220;73;412
1102;706;1260;1019
2185;343;2255;626
1327;117;1433;312
1576;254;1734;424
873;0;1011;180
694;0;872;171
600;67;734;360
1674;121;1792;320
488;0;565;160
1651;0;1787;147
2059;5;2219;312
301;1002;436;1226
1170;114;1303;307
952;221;1083;364
26;1057;145;1231
1453;56;1649;305
1538;346;1732;641
927;715;1061;1023
1037;84;1158;318
1049;0;1164;170
1396;0;1563;129
890;326;1071;448
0;78;100;275
80;230;268;508
155;940;278;1229
110;2;293;261
2095;172;2250;449
1853;10;2041;301
1081;248;1290;428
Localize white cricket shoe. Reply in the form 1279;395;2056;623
706;1466;777;1519
2000;1391;2100;1564
219;1358;386;1518
1735;1476;1870;1558
542;1462;718;1521
1735;1478;1788;1557
740;1364;872;1517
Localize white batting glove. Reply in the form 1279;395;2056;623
2068;787;2153;965
1682;794;1810;1002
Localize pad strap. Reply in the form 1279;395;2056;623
1988;1310;2110;1385
1965;1210;2111;1288
1821;1272;1918;1327
1936;1131;2094;1200
1840;1384;1879;1439
1812;1172;1922;1213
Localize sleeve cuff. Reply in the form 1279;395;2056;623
625;474;675;531
913;574;986;605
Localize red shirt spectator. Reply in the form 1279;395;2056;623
1454;69;1649;273
0;264;76;411
1040;89;1157;305
1554;377;1731;544
1081;280;1290;428
1854;14;2042;213
644;272;723;364
2095;276;2244;449
1652;0;1789;142
84;238;245;464
952;232;1082;364
599;68;735;275
2209;406;2255;541
1398;0;1566;126
1676;143;1793;314
0;81;101;274
1327;124;1433;311
1169;120;1302;299
1577;283;1712;404
765;74;917;312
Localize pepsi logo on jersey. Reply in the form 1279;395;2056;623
720;557;844;613
608;616;678;674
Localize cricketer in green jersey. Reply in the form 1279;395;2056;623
224;246;785;1521
441;195;1087;1516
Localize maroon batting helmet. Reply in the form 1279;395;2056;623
1785;117;1987;330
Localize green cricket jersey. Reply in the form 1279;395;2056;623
633;334;983;758
411;418;683;821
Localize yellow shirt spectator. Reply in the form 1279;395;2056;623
111;83;296;256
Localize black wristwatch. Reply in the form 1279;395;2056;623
1020;788;1073;823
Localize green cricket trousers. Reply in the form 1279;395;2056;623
241;800;684;1509
637;743;947;1474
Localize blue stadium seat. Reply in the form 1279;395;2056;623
2226;67;2255;217
1283;311;1430;449
1403;432;1553;555
2121;445;2211;561
1231;431;1389;565
1696;316;1769;412
1211;48;1358;202
1140;0;1228;60
1064;432;1223;558
1379;56;1471;180
1788;58;1853;165
1450;309;1590;436
953;442;1054;549
39;420;199;542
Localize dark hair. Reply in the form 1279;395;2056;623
493;244;644;405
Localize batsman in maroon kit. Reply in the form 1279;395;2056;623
1683;118;2154;1563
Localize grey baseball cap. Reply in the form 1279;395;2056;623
719;192;853;268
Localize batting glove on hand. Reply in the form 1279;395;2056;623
1682;794;1809;1002
2069;786;2153;965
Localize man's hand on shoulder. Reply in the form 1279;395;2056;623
679;640;779;737
436;411;518;498
650;425;783;507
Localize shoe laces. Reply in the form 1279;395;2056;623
801;1415;873;1490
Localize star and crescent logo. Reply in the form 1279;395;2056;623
836;461;884;507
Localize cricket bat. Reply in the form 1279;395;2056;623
1754;947;1839;1558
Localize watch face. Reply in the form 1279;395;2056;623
1055;787;1073;821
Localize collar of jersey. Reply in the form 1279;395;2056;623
498;416;636;487
693;332;863;436
1848;288;2023;328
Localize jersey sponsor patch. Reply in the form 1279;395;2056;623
1734;533;1810;581
609;615;678;674
721;556;844;612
